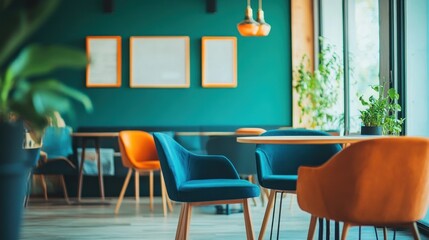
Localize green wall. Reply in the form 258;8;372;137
31;0;292;128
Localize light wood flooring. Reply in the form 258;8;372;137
22;194;427;240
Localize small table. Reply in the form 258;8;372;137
72;132;119;202
237;134;386;240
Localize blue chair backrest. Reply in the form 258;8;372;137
153;132;191;201
256;129;342;176
41;126;73;159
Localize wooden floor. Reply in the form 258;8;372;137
22;194;427;240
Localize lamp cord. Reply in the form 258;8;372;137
259;0;262;10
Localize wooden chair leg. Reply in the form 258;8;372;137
40;175;48;200
135;170;139;203
183;203;192;240
307;215;317;240
114;168;132;214
59;175;70;203
243;199;255;240
258;190;276;240
341;222;351;240
160;171;167;217
175;203;185;240
149;170;154;211
410;222;421;240
247;175;258;206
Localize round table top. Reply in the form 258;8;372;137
71;132;119;137
237;135;388;144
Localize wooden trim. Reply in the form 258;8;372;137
86;36;122;88
291;0;315;128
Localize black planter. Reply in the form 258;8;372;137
361;126;383;135
0;121;33;240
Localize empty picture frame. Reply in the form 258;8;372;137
130;36;190;88
202;36;237;88
86;36;121;87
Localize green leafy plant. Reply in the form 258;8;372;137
359;85;404;135
0;0;92;143
295;37;343;130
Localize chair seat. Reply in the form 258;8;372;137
133;160;160;170
178;179;260;202
260;175;297;191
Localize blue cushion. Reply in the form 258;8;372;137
178;179;260;202
259;175;297;191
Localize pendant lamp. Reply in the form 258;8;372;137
237;0;259;36
256;0;271;36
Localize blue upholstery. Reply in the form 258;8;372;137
256;129;342;191
153;132;260;203
33;126;76;175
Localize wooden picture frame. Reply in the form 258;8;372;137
130;36;190;88
86;36;122;87
202;36;237;88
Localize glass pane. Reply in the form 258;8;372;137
348;0;380;133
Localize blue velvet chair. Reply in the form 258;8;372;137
255;129;342;240
32;126;76;202
153;133;260;240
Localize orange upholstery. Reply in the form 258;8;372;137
235;128;266;135
118;131;159;169
115;131;172;215
297;137;429;239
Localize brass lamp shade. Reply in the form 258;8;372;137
237;6;259;36
256;9;271;36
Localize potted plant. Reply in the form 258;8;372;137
359;85;403;135
294;37;343;132
0;1;92;239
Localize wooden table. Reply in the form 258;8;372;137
71;132;119;202
237;135;386;145
237;134;387;240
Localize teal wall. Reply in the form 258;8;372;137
31;0;292;128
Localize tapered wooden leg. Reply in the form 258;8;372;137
410;222;421;240
258;190;276;240
248;175;258;206
307;215;317;240
149;170;154;211
40;175;48;200
243;199;255;240
175;204;185;240
160;171;167;217
135;170;139;203
183;203;192;240
383;227;388;240
114;168;132;214
341;223;350;240
167;196;174;212
60;175;69;203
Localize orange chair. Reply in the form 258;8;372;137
297;137;429;240
115;131;172;216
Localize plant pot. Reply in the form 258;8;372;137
361;126;383;135
0;121;34;240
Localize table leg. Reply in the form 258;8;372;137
95;138;105;200
335;221;340;240
77;138;86;202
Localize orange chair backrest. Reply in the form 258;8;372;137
235;128;266;135
321;137;429;225
118;131;159;168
